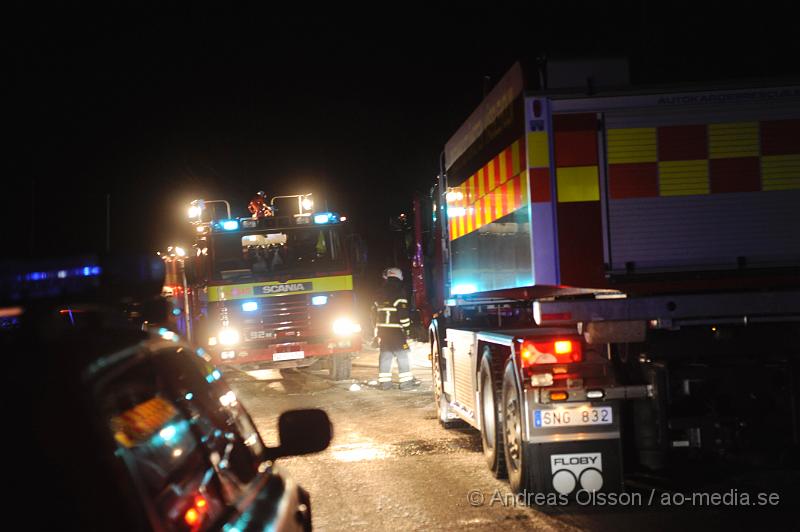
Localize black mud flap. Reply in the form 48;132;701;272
526;438;623;496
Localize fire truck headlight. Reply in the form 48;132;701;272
241;301;259;312
332;318;361;336
218;327;241;346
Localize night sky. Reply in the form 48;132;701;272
6;5;799;267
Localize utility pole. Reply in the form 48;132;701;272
106;193;111;253
30;179;36;256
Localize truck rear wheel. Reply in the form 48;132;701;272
479;355;507;478
329;354;352;381
502;359;533;493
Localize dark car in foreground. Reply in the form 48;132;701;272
2;256;331;531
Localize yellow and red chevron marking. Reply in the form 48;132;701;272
449;140;527;241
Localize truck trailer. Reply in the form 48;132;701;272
414;59;800;496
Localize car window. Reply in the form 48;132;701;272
98;347;267;530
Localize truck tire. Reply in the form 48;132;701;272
431;334;464;429
501;359;534;493
329;354;352;381
479;354;507;478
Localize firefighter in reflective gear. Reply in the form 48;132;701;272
374;267;418;390
248;190;274;219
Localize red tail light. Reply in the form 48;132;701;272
183;494;208;528
520;338;582;368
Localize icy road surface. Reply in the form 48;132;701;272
226;343;797;532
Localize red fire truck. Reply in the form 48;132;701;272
414;59;800;496
163;194;361;380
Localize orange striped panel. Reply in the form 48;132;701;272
448;138;531;240
495;183;505;219
505;177;516;214
512;140;522;175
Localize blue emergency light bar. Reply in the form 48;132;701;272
20;265;102;282
313;212;339;224
209;219;240;232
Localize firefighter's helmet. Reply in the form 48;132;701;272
382;267;403;281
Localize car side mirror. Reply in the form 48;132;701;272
271;409;332;459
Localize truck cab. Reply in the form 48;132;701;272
166;195;362;380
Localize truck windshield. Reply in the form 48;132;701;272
211;226;344;280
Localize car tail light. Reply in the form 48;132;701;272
520;338;582;368
183;494;208;527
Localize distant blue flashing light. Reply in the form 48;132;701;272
22;265;101;282
313;212;338;224
222;219;240;231
311;295;328;306
185;392;194;401
241;301;259;312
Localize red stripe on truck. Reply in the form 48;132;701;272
553;113;598;168
556;201;606;288
657;124;708;161
530;168;551;202
608;162;659;198
709;157;761;193
761;119;800;155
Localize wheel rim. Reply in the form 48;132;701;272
481;371;495;449
505;389;522;469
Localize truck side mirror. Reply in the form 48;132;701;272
271;409;332;459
